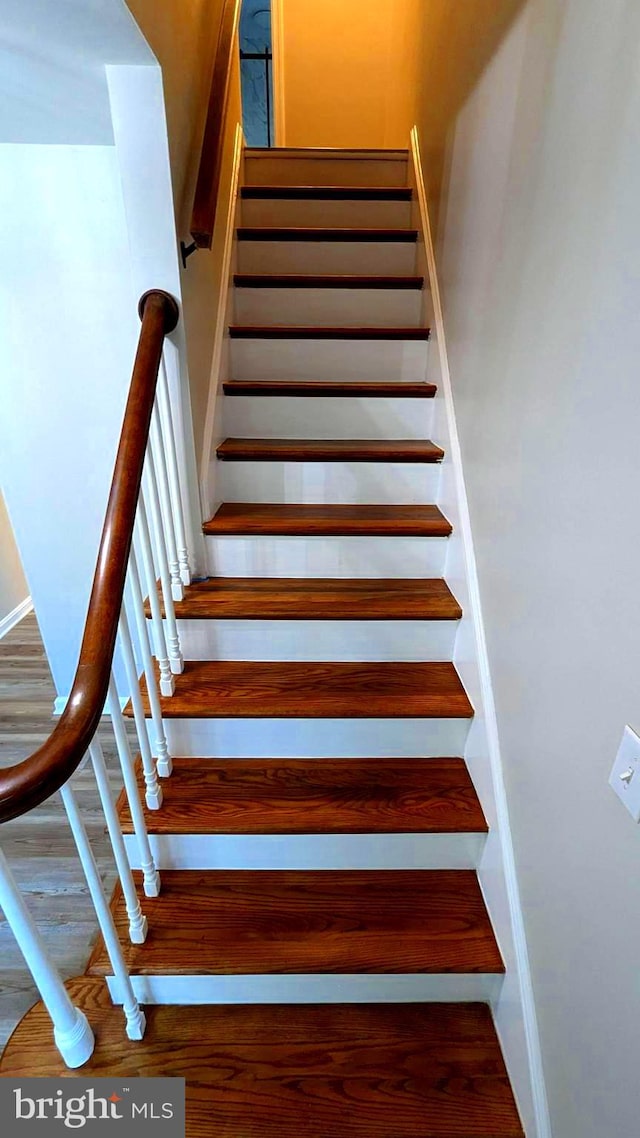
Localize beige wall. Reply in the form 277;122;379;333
125;0;242;466
429;1;640;1134
279;0;424;149
0;490;28;627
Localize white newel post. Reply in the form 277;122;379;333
157;354;191;585
0;846;94;1067
134;501;175;697
59;784;146;1041
117;608;163;810
88;739;148;944
126;553;173;777
107;676;160;898
141;462;184;675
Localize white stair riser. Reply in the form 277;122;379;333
234;287;422;327
109;973;503;1005
205;535;449;578
230;338;428;383
171;617;458;661
241;198;413;229
153;716;470;758
244;154;409;187
237;240;417;275
215;460;441;504
222;395;435;440
125;832;486;871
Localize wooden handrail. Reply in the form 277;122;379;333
0;290;179;825
190;0;241;249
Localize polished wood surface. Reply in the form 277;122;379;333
0;981;524;1137
237;227;419;242
128;660;474;719
241;185;414;201
229;325;430;340
88;870;503;975
117;757;487;836
190;0;241;248
0;291;178;824
205;502;453;536
217;438;443;462
223;379;436;397
0;614;123;1052
150;576;462;621
233;274;424;289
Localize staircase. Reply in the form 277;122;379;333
1;149;525;1136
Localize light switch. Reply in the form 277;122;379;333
609;725;640;822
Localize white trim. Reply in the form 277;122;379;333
124;831;487;871
53;694;127;716
199;123;244;520
410;126;550;1138
108;972;504;1006
270;0;286;146
0;595;32;639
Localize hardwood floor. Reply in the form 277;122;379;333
0;979;525;1137
0;613;125;1054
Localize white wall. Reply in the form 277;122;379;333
0;490;28;631
437;2;640;1135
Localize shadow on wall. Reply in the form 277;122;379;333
413;0;526;235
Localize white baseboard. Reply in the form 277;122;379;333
0;595;33;640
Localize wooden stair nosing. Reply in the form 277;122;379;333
126;660;474;720
228;325;431;340
87;869;503;976
204;502;453;538
241;185;414;201
216;438;444;463
146;576;463;622
233;273;424;288
0;982;525;1138
116;756;487;836
222;379;437;397
237;227;419;242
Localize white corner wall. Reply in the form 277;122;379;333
436;2;640;1135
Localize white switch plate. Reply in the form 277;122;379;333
609;725;640;822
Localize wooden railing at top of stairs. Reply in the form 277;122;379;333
0;290;179;826
190;0;242;250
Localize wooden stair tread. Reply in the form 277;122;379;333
87;870;503;976
117;757;487;836
204;503;452;537
229;325;430;339
233;273;424;288
216;438;444;463
154;576;462;621
237;227;418;242
241;185;414;201
129;660;473;720
0;981;524;1138
223;379;437;397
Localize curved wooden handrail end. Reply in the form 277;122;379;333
0;289;180;825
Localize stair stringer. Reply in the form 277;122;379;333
410;127;551;1138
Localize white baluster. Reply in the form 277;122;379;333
149;410;183;602
0;846;94;1067
60;783;145;1042
118;608;163;811
142;459;184;675
157;354;191;585
126;552;173;778
107;676;160;898
134;501;174;697
88;740;147;944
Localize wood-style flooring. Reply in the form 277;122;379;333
0;613;125;1054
